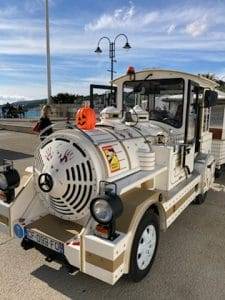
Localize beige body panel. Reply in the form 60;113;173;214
85;251;125;273
26;214;82;243
116;173;200;274
117;188;164;274
0;173;47;236
83;231;129;284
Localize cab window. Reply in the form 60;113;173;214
123;78;184;128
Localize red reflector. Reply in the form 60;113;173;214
72;240;80;246
95;224;110;239
96;224;109;234
67;240;80;246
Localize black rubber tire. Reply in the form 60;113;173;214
215;168;222;179
129;209;159;282
193;192;208;205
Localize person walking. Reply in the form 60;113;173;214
33;105;53;140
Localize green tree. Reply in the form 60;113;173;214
201;73;225;93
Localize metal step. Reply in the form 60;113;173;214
26;214;83;243
160;171;201;203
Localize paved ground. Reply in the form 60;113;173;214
0;130;225;300
0;119;67;135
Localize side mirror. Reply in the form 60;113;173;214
204;90;218;108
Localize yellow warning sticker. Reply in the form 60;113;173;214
102;145;120;173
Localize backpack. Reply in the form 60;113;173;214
32;121;41;133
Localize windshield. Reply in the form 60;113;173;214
123;78;184;128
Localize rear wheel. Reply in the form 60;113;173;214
215;168;222;179
193;192;208;205
129;209;159;282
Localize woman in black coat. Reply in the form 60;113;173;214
39;105;53;140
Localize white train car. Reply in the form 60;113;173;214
210;90;225;177
0;69;221;285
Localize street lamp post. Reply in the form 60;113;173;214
45;0;52;104
95;33;131;86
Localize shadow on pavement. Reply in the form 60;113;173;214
0;149;33;162
31;264;113;299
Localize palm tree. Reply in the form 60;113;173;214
201;73;216;81
201;73;225;92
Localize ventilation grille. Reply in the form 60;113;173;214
35;152;44;172
49;161;94;216
34;135;98;220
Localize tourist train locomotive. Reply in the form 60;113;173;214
0;69;221;284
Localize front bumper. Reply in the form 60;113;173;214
14;214;129;285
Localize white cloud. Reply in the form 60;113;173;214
85;5;159;32
216;71;225;81
52;74;109;96
85;2;139;31
167;24;176;34
142;12;159;26
84;3;218;38
0;2;224;102
0;83;46;103
185;17;208;37
0;95;29;105
0;3;222;58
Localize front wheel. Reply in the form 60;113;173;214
129;209;159;282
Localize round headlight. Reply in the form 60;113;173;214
0;167;20;190
0;174;7;190
91;199;113;224
90;193;123;225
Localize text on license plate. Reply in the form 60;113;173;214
26;229;64;254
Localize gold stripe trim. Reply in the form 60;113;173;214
141;179;154;190
166;188;195;219
85;251;124;273
0;215;9;226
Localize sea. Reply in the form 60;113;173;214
25;108;40;119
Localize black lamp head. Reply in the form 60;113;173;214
95;46;102;54
123;41;131;50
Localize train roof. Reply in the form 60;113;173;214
113;69;219;89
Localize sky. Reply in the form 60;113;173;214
0;0;225;104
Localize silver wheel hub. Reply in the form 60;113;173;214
137;224;156;270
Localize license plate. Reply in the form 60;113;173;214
26;229;64;254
